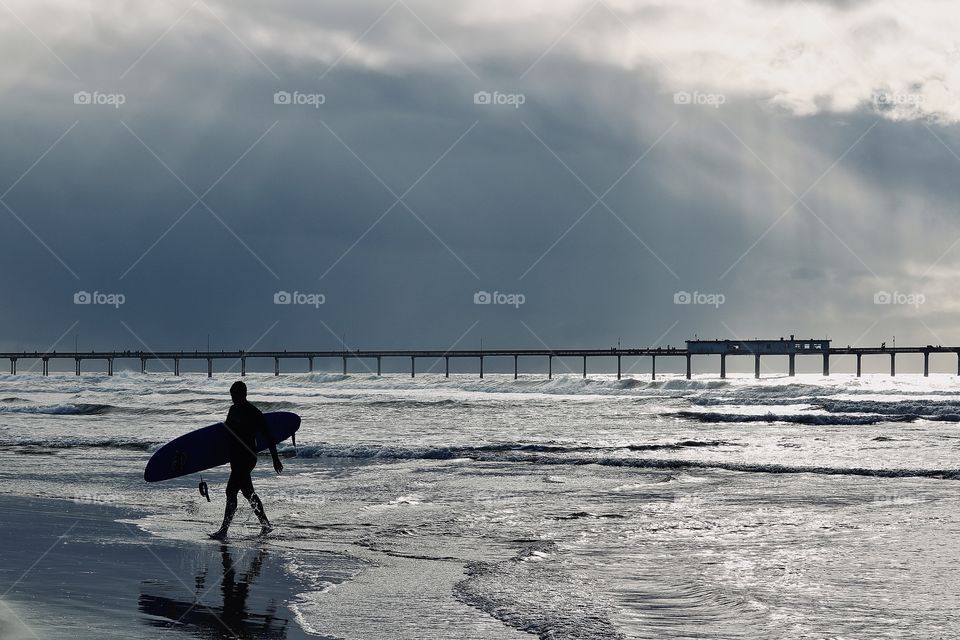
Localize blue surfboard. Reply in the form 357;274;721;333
144;411;300;482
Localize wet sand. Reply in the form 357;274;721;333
0;495;330;639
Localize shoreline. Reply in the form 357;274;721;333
0;495;328;640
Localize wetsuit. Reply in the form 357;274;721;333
224;400;277;500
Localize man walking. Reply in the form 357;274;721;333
210;381;283;539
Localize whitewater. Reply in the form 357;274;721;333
0;371;958;638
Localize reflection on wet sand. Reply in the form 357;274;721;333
139;545;289;639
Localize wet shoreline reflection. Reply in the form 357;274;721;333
139;544;289;639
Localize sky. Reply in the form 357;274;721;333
1;0;960;374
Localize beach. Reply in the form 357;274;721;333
0;495;340;639
1;372;960;638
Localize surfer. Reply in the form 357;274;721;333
210;381;284;540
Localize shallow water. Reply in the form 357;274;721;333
0;372;958;638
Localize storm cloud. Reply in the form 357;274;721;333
1;0;959;374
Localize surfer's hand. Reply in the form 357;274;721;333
273;459;283;475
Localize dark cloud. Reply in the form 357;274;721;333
0;1;958;375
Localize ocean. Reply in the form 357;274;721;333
0;371;958;638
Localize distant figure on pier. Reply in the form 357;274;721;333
209;381;283;540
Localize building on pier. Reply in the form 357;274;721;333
686;335;830;355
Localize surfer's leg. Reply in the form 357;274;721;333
240;470;272;533
209;473;240;539
248;492;271;531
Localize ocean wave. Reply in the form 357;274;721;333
0;437;155;451
814;399;960;418
0;402;192;417
254;400;301;410
0;403;116;415
674;410;918;425
366;399;462;408
629;439;736;450
290;439;733;460
288;442;960;480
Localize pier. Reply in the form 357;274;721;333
1;336;958;378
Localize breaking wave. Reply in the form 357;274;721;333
674;410;919;425
0;437;155;451
0;403;116;415
287;442;960;480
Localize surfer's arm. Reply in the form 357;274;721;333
257;411;283;474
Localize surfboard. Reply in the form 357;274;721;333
144;411;300;482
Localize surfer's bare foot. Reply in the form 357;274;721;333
208;529;228;541
258;524;274;537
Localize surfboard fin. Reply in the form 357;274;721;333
198;476;210;502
